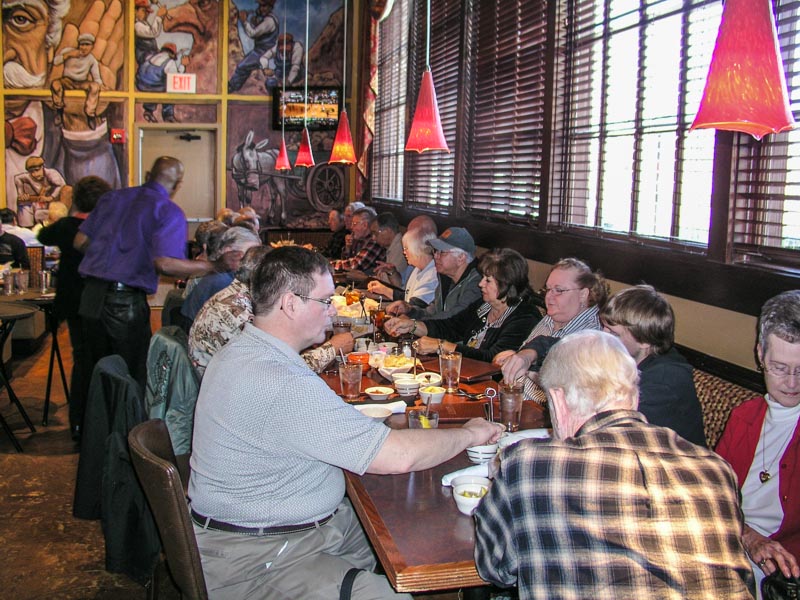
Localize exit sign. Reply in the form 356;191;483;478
167;73;196;94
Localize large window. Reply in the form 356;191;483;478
370;0;800;269
553;0;720;246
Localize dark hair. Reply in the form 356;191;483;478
0;208;17;225
235;245;271;284
195;221;228;248
376;212;400;233
250;246;332;316
758;290;800;352
478;248;532;307
600;285;674;354
551;258;609;308
72;176;111;213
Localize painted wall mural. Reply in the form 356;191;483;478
1;0;348;230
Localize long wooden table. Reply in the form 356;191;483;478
322;365;547;593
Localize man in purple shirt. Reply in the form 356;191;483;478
75;156;235;388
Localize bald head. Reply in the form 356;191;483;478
147;156;184;196
407;215;438;237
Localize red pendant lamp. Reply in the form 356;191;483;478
295;0;315;168
275;136;291;170
405;0;449;153
275;2;291;171
329;0;357;164
330;109;357;163
295;127;315;167
691;0;795;140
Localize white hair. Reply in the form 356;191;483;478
540;330;639;420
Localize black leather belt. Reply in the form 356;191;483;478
109;281;141;293
191;509;337;536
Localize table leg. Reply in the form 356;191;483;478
0;411;23;452
0;320;35;433
41;308;70;426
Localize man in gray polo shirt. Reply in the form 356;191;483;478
189;246;504;599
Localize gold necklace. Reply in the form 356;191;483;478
759;422;795;484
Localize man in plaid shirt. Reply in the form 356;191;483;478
474;330;754;600
332;207;386;275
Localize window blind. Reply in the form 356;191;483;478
371;0;410;203
462;0;548;223
552;0;720;246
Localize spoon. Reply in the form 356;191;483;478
454;389;486;401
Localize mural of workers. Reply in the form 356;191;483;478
50;33;103;130
2;0;125;204
260;32;303;90
13;156;66;227
228;0;278;93
134;0;165;66
136;43;190;122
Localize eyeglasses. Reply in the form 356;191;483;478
763;363;800;378
540;286;581;296
295;293;334;306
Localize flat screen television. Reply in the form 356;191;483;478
272;86;341;131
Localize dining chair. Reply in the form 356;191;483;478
128;419;208;600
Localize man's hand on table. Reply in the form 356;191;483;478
385;315;414;337
463;418;505;446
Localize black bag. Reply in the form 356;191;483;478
762;571;800;600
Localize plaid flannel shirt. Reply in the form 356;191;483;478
333;237;386;274
474;410;755;600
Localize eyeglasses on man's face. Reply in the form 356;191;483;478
295;293;334;306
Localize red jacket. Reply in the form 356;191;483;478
716;397;800;561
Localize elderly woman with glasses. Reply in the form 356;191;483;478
496;258;608;392
385;248;540;362
717;291;800;596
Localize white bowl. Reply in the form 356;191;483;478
415;371;442;386
392;372;416;384
365;386;394;401
356;405;393;421
451;476;491;516
466;442;498;464
419;385;445;405
394;379;420;391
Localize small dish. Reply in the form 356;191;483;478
466;442;498;464
419;385;445;405
365;386;394;401
356;405;393;421
415;371;442;386
451;475;491;515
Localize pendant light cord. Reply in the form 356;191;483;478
342;0;347;104
281;0;286;139
304;0;310;128
425;0;431;69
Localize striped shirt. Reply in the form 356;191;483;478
474;410;755;600
520;305;601;399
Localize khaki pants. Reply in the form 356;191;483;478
51;77;100;116
193;499;412;600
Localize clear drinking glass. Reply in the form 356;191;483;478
499;381;525;432
439;351;462;393
339;363;362;400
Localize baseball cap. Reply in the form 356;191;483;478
78;33;96;45
428;227;475;255
135;0;153;12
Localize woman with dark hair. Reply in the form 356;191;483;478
386;248;540;362
37;175;111;441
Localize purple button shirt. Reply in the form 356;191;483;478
78;181;187;294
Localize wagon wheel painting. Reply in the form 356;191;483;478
288;163;345;211
307;163;345;211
